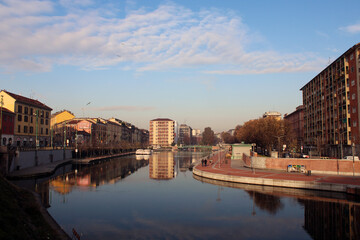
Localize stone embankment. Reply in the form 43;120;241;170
193;151;360;196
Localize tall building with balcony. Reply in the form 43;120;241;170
149;118;175;148
0;90;52;147
301;43;360;155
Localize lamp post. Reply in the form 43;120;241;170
34;110;39;165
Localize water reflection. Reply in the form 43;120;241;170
149;152;175;180
194;174;360;240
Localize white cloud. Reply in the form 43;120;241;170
0;0;325;75
340;23;360;34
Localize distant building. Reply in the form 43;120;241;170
0;90;52;147
284;105;304;148
149;118;175;148
179;124;192;145
50;110;75;128
301;43;360;156
263;111;282;120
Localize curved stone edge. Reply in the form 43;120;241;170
193;167;359;194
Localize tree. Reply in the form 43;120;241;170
221;132;235;144
202;127;215;145
234;117;296;154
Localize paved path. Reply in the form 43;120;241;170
194;151;360;195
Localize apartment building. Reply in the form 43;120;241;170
0;90;52;147
301;43;360;154
149;118;175;148
284;105;304;148
179;124;192;145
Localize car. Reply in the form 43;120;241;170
301;154;310;158
344;156;359;161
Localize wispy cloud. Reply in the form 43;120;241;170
0;0;325;74
93;106;155;112
340;23;360;34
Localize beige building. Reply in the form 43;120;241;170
0;90;52;147
149;118;175;148
50;110;75;128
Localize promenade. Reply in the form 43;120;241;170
193;151;360;195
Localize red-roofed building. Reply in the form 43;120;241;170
0;90;52;147
0;107;15;146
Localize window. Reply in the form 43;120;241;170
17;114;22;121
351;80;355;86
46;128;48;135
40;119;44;124
30;108;33;115
30;127;33;133
350;54;354;60
353;107;357;113
351;67;354;73
17;105;22;113
41;128;43;134
352;93;356;100
45;119;48;125
41;111;44;117
24;107;28;114
18;125;20;133
24;126;28;133
354;121;357;127
24;116;28;122
46;112;49;118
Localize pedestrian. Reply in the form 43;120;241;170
205;159;207;166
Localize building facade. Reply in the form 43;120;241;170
263;111;282;120
301;43;360;156
179;124;192;145
0;108;15;146
0;90;52;147
149;118;175;148
284;105;304;149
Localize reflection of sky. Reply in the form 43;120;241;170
47;153;312;240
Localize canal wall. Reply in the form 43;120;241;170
8;149;72;173
243;154;360;176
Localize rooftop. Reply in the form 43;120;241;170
2;90;52;111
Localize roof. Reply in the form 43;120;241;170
1;107;15;115
3;90;52;111
150;118;174;122
51;109;74;117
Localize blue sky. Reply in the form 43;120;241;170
1;0;360;132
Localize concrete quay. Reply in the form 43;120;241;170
7;152;135;179
193;152;360;196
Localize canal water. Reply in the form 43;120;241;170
12;151;360;240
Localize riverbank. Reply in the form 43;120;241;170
193;151;360;196
0;175;70;240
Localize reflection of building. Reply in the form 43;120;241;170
0;90;52;147
300;199;360;240
149;118;175;148
149;152;174;179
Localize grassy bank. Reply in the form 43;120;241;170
0;175;67;240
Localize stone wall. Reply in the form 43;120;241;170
9;149;72;172
243;154;360;176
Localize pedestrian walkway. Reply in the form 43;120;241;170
193;151;360;195
8;159;72;179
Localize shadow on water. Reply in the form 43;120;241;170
194;174;360;240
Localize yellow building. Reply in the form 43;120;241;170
51;110;75;128
0;90;52;147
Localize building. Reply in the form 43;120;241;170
178;124;192;145
0;90;52;147
263;111;282;120
149;118;175;148
149;152;175;179
0;107;15;146
284;105;304;149
50;110;75;128
301;43;360;156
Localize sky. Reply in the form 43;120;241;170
1;0;360;133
